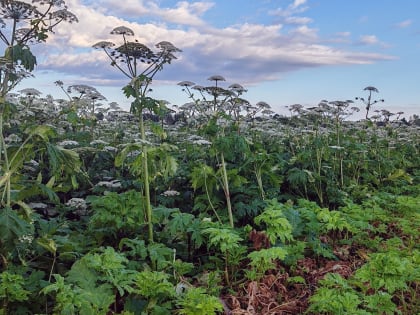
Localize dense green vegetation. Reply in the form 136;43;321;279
0;1;419;314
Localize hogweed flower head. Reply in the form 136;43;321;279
161;189;180;197
50;9;78;23
92;41;115;49
229;83;247;93
207;75;225;82
111;26;134;36
0;1;40;21
115;42;156;62
93;25;181;81
19;87;41;96
177;81;195;87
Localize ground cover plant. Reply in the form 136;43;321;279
0;2;420;314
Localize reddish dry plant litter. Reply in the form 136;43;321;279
221;231;366;315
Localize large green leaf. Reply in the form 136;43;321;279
47;143;81;175
0;207;32;253
5;44;37;71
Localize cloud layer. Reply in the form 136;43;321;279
28;0;395;88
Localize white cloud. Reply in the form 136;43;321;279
395;19;412;28
92;0;214;26
359;35;380;45
284;16;313;25
17;0;396;89
290;0;307;9
269;0;310;23
357;34;390;48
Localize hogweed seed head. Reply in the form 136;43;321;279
177;81;195;87
207;75;225;82
92;41;115;49
0;0;41;21
111;26;134;36
50;9;78;23
115;42;156;61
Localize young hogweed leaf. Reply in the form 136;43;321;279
134;270;175;299
203;226;243;254
354;252;414;294
247;247;288;280
167;212;195;238
0;271;30;302
147;242;174;270
254;199;294;244
176;287;223;315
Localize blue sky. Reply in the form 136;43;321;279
15;0;420;118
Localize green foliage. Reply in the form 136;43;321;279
246;247;287;280
133;270;175;314
147;243;174;271
5;44;37;72
135;271;174;299
203;226;243;254
1;61;420;314
77;247;138;296
42;274;115;315
354;251;417;294
87;190;145;243
116;142;178;183
0;207;33;255
176;287;223;315
254;199;294;244
42;247;139;314
316;207;354;233
0;271;30;303
308;284;366;315
363;292;398;315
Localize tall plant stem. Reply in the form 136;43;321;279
220;153;234;228
135;86;153;244
203;170;222;224
0;112;11;207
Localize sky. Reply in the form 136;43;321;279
11;0;420;118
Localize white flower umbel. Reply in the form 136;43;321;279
4;133;22;143
90;139;109;146
161;189;180;197
58;140;79;147
66;198;87;210
96;180;122;189
103;146;118;152
192;139;212;145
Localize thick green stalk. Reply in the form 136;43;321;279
134;85;153;244
141;114;153;243
220;153;234;228
0;112;11;207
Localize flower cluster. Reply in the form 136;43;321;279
65;197;87;210
161;190;180;197
18;234;34;244
95;180;122;189
58;140;79;147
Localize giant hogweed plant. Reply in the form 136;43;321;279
0;0;78;270
178;77;271;227
0;0;77;97
93;26;181;243
54;81;108;138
